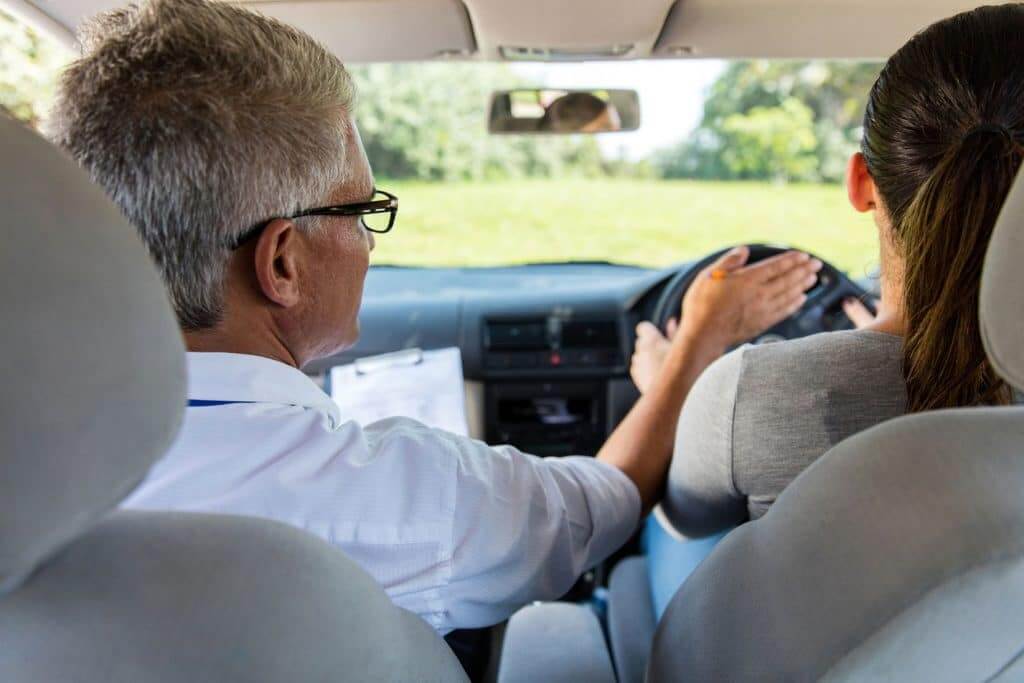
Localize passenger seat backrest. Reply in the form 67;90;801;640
980;163;1024;390
0;116;467;682
0;114;186;594
647;167;1024;682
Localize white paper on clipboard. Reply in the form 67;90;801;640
328;347;469;435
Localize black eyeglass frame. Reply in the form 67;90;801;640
230;188;398;249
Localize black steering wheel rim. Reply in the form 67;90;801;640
650;243;872;343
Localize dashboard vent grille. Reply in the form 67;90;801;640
560;320;619;349
485;320;549;351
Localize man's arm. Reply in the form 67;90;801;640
598;246;821;512
442;434;641;631
597;331;724;513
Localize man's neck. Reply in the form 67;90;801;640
184;324;301;369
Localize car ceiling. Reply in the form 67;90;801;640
6;0;985;61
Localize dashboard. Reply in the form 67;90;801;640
307;258;873;457
306;263;671;456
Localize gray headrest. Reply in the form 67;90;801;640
981;167;1024;391
0;116;186;592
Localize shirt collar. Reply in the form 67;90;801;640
186;352;342;428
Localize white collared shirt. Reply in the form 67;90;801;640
122;352;640;633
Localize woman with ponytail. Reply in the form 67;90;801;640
638;4;1024;538
858;37;1023;412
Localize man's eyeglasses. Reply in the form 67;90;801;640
230;188;398;250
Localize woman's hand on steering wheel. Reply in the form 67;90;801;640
630;246;822;393
677;246;822;350
842;296;882;329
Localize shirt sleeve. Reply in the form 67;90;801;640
658;346;749;538
438;434;641;631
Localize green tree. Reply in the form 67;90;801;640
719;98;818;181
656;60;881;183
0;10;70;126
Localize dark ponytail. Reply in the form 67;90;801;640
900;130;1020;411
862;4;1024;413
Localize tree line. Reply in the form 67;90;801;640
352;60;881;184
654;61;881;183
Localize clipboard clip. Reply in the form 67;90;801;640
354;348;424;376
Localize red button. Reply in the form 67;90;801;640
550;352;562;366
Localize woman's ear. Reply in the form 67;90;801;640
847;152;877;213
252;218;302;308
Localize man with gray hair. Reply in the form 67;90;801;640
50;0;819;637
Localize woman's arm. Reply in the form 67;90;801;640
598;330;725;513
661;349;749;536
598;246;821;512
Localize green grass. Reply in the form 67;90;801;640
372;179;881;277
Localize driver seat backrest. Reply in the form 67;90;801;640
647;167;1024;682
0;116;466;682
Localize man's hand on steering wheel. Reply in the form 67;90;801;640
631;318;678;394
630;246;822;393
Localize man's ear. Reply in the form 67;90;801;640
846;152;877;213
252;218;302;308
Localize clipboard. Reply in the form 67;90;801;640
353;348;423;375
328;347;469;435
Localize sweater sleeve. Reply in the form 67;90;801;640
658;347;749;538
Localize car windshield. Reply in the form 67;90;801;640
353;60;883;274
2;10;882;274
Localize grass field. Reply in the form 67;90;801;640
372;179;881;277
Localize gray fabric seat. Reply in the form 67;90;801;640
0;115;466;682
607;556;657;683
495;555;656;683
648;409;1024;681
1;511;469;681
647;167;1024;681
498;602;616;683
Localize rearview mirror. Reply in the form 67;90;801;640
488;89;640;135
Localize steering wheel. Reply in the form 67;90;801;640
650;244;873;344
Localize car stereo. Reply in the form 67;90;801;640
486;380;606;456
482;317;625;374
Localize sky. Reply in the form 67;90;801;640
512;59;726;160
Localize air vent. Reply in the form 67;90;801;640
560;320;619;349
485;320;549;351
500;45;634;62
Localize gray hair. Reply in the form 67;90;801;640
48;0;355;329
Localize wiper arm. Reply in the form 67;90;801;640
517;260;624;267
